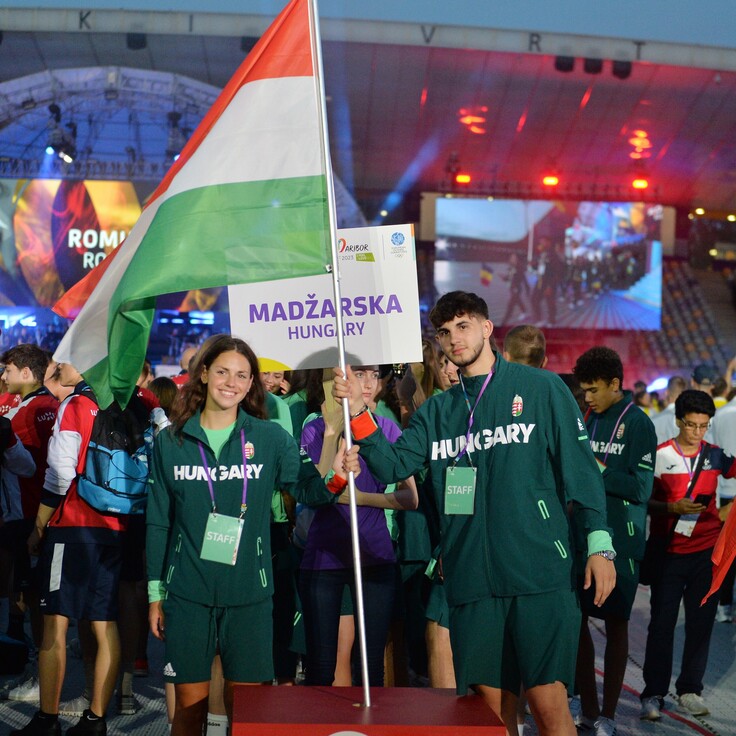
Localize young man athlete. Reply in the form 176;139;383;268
640;390;736;720
334;291;615;736
572;347;656;736
1;345;59;702
13;363;126;736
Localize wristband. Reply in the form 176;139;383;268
326;474;348;494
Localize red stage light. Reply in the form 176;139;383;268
632;177;648;189
455;173;471;184
542;174;559;187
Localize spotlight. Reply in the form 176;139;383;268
455;173;471;185
45;105;77;163
583;58;603;74
542;174;560;187
632;177;648;190
612;60;632;80
126;33;147;51
554;56;575;73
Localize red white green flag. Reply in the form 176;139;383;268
53;0;330;408
702;500;736;605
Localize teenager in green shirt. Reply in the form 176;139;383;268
334;291;615;736
573;347;656;736
147;335;347;736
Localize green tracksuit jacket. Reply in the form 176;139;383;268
146;409;340;607
579;391;656;565
352;353;611;605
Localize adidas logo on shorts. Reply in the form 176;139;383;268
163;662;177;677
642;452;652;463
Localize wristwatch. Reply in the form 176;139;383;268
590;550;617;562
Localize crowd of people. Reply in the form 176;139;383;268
0;291;734;736
501;239;649;326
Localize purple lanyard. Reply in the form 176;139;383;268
456;369;494;464
673;439;701;485
591;401;633;465
197;429;248;518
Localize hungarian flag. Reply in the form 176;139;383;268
53;0;330;408
702;501;736;605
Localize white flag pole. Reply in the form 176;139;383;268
307;0;372;707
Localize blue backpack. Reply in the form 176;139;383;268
77;392;154;515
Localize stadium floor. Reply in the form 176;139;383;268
1;584;734;736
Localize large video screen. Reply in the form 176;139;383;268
0;178;228;356
434;198;664;330
0;178;148;308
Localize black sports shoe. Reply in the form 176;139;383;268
10;712;61;736
65;710;106;736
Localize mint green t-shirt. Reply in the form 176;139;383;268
202;422;236;459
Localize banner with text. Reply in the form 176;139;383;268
228;224;422;370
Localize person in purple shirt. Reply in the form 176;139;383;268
298;365;417;686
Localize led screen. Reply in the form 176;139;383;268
0;178;227;353
434;198;664;330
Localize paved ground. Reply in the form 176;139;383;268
1;584;734;735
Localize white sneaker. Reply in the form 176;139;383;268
0;674;25;700
640;696;662;720
715;604;732;623
59;693;91;717
677;692;709;716
569;696;595;729
593;716;616;736
7;675;40;702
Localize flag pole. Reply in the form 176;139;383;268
307;0;372;707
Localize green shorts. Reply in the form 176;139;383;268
449;588;580;696
425;581;450;627
162;594;273;684
578;557;639;621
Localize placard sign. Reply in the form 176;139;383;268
228;224;422;370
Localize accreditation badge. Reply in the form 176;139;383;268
200;513;244;566
444;466;477;515
673;515;698;538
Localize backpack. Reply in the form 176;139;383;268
77;392;154;515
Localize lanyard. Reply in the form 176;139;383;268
455;369;494;465
591;400;633;465
197;429;248;518
673;439;701;485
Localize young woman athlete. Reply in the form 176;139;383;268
146;335;350;735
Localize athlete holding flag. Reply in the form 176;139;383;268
333;291;615;736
